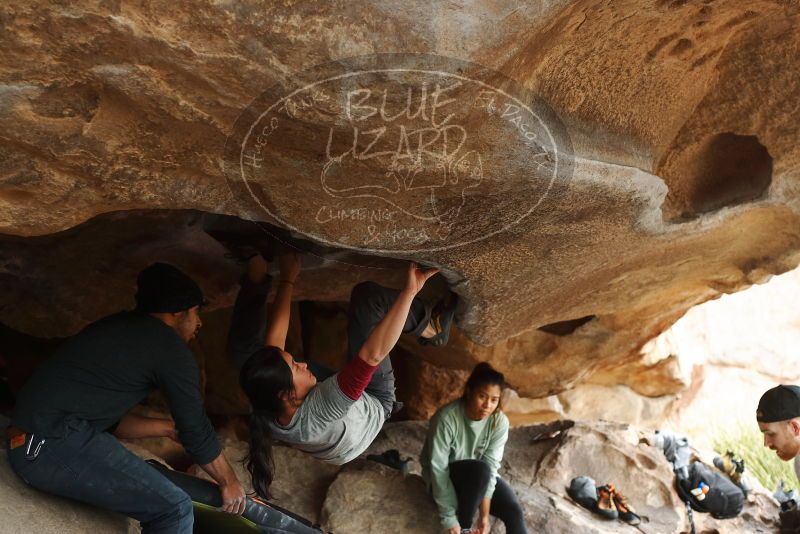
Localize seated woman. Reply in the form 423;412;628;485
420;363;527;534
226;252;457;499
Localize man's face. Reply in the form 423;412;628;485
759;419;800;461
280;351;317;401
174;306;203;342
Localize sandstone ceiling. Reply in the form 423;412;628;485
1;0;799;397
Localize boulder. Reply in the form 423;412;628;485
556;384;677;428
189;439;341;524
320;460;440;533
355;420;780;534
3;419;773;534
364;419;430;477
1;0;799;401
0;449;138;534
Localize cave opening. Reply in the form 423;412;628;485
661;133;773;221
0;208;456;468
537;314;596;336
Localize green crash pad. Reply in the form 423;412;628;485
192;501;261;534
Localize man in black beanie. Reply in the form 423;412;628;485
134;262;208;341
6;263;246;533
757;385;800;533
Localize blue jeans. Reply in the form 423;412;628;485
7;420;193;534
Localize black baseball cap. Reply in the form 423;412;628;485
757;385;800;423
135;263;207;313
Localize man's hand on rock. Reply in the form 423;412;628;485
219;479;246;515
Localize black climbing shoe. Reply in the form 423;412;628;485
568;475;599;511
611;484;641;526
205;229;275;262
595;484;619;520
391;401;404;416
419;292;459;347
366;449;411;475
714;450;751;496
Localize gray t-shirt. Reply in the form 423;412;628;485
268;373;386;464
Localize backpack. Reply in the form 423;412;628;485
652;430;743;534
675;461;745;519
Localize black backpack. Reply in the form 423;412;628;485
675;461;745;519
652;431;744;534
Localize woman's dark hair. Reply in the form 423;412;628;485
239;346;293;499
463;362;506;401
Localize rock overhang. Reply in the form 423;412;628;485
1;0;799;396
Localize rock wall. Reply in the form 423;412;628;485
1;1;799;397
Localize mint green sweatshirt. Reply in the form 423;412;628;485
420;399;510;530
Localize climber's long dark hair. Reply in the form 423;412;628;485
239;345;294;499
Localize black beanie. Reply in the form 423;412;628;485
757;385;800;423
135;263;206;313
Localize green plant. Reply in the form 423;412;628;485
712;423;798;492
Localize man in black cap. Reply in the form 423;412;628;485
757;385;800;461
6;263;246;533
757;384;800;532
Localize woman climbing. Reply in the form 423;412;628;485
226;251;457;499
420;362;527;534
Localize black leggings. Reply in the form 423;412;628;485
449;460;527;534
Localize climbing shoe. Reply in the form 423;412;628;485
205;229;275;262
713;450;744;483
568;475;599;511
595;484;619;520
366;449;411;475
714;450;751;496
419;292;459;347
611;485;641;526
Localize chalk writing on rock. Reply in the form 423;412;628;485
225;54;573;254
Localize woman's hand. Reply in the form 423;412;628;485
404;262;439;295
477;515;491;534
444;527;461;534
278;251;302;282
